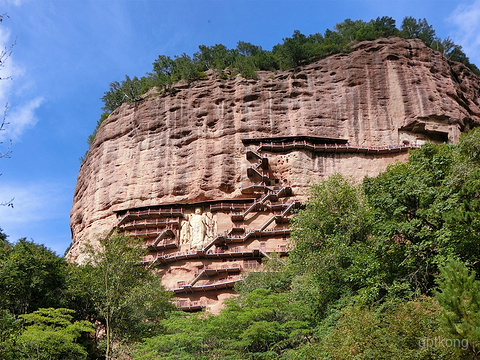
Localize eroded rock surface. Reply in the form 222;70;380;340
69;37;480;262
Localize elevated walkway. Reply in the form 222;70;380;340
231;186;292;222
203;197;297;252
131;139;309;311
246;150;268;166
144;245;289;267
116;208;184;227
209;201;253;212
246;148;269;183
147;228;177;251
118;217;180;231
174;279;241;294
175;300;206;312
189;266;242;286
257;140;419;155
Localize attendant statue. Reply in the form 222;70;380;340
205;212;217;239
179;218;190;245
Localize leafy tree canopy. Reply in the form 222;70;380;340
133;289;312;360
0;238;68;315
7;129;480;359
435;258;480;358
10;308;95;360
289;129;480;325
79;232;174;359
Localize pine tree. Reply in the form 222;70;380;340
435;258;480;359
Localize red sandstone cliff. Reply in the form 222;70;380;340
69;37;480;262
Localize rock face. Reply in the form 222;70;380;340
69;37;480;311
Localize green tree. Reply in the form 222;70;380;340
435;258;480;359
320;297;460;359
236;41;262;57
151;54;175;92
120;75;144;103
81;233;173;359
334;18;367;42
101;81;124;113
289;175;376;319
194;44;238;78
0;310;20;360
371;16;398;38
233;55;258;79
235;254;292;296
321;28;348;55
401;17;437;46
101;75;145;113
194;44;215;70
172;53;204;84
363;143;459;295
0;238;68;315
447;45;480;74
208;44;236;70
133;289;311;359
273;30;311;68
252;49;279;71
12;308;94;360
435;36;456;56
133;314;209;360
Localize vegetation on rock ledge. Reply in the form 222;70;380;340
82;16;479;155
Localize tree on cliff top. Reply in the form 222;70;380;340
81;15;479;165
91;16;478;142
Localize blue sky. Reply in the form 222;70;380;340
0;0;479;256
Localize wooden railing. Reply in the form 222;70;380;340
258;140;419;154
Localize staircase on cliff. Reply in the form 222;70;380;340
112;136;417;312
69;37;480;313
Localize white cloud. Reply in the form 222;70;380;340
0;181;69;224
448;0;480;66
0;180;73;254
0;0;22;6
0;26;43;142
4;96;43;140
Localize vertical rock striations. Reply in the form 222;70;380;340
69;37;480;311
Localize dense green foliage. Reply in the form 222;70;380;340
127;129;480;359
0;238;68;315
0;233;173;359
0;308;94;360
317;297;461;359
83;16;479;152
435;258;480;358
134;289;312;360
5;124;480;358
80;233;174;359
12;308;94;360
